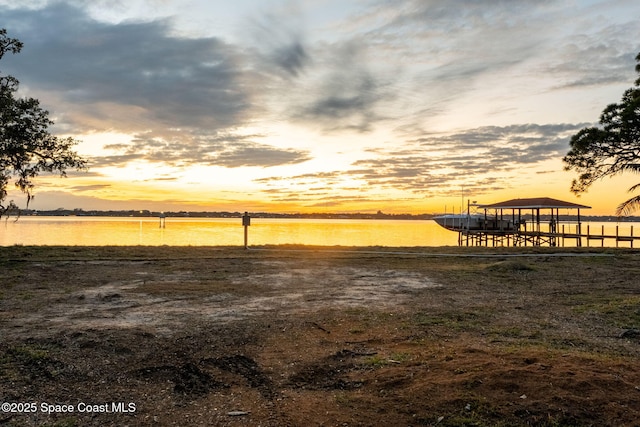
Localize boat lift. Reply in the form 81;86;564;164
446;197;594;247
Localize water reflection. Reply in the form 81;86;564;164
1;217;456;246
0;216;637;247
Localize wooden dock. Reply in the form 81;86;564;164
452;197;640;248
445;197;639;248
459;224;639;248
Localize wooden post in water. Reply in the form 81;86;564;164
577;209;582;247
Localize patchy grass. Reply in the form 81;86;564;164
573;295;640;329
1;246;640;426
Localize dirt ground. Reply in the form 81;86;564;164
1;245;640;426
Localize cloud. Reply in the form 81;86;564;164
68;184;111;192
247;6;310;78
414;123;583;155
269;0;560;135
356;123;584;181
365;0;556;69
21;189;196;212
255;171;342;186
2;3;251;133
5;0;629;144
1;2;318;170
91;131;311;168
341;0;640;127
212;143;310;168
288;41;395;133
541;22;640;89
236;5;398;134
256;123;585;198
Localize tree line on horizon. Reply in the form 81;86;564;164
17;208;640;222
19;208;435;220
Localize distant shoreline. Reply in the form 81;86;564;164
14;209;640;222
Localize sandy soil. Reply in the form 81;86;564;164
1;245;640;426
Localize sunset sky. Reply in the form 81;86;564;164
2;0;640;215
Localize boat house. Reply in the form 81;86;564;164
475;197;591;247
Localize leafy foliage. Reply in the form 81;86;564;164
0;29;86;217
563;52;640;215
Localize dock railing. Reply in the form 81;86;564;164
460;220;639;247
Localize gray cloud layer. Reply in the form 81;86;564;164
94;132;311;168
2;2;312;169
257;123;586;202
4;4;249;131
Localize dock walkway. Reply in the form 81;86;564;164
459;225;638;247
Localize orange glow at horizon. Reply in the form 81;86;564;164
22;164;640;217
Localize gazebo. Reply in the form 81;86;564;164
477;197;591;246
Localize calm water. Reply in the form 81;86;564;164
0;217;456;246
0;216;638;247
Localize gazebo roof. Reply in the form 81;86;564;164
479;197;591;210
